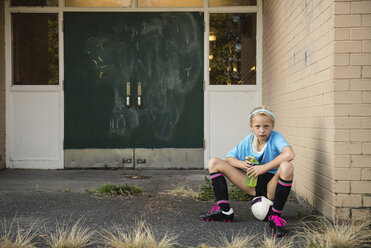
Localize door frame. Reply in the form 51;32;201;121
204;3;263;168
4;0;65;169
4;0;262;169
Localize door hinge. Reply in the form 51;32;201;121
203;139;206;150
63;139;64;149
62;80;64;91
203;80;205;91
62;20;64;32
203;20;205;32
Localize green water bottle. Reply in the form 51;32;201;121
245;156;259;187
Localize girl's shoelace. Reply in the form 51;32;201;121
269;215;287;227
208;204;220;213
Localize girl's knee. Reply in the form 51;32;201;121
208;157;226;173
280;161;294;177
208;157;221;170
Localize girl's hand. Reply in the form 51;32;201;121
243;157;254;170
246;165;266;177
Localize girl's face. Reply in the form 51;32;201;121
250;114;274;143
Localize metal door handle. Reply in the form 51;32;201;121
137;82;142;108
137;159;146;164
126;82;131;108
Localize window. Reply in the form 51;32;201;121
12;13;59;85
209;0;256;6
65;0;131;7
138;0;203;7
209;13;256;85
11;0;58;6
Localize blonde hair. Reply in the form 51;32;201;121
250;106;275;152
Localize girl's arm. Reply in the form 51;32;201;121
246;146;295;177
225;157;253;171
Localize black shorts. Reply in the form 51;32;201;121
255;172;275;198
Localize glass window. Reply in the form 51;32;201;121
12;13;59;85
138;0;203;7
209;13;256;85
11;0;58;6
209;0;256;6
65;0;131;7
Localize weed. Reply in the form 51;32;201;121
217;232;257;248
198;177;215;201
0;218;38;248
229;184;252;201
33;184;42;192
195;244;215;248
197;177;252;201
296;215;371;248
44;219;95;248
259;231;294;248
100;221;178;248
86;184;142;197
161;184;199;199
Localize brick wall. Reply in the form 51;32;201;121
333;0;371;220
263;0;370;221
0;1;5;169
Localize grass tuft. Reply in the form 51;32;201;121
297;215;371;248
100;221;178;248
86;183;142;197
0;219;38;248
259;232;294;248
161;184;200;199
217;232;257;248
44;219;95;248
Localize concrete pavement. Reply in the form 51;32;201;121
0;169;316;247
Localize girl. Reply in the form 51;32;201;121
200;107;294;238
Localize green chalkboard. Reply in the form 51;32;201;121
64;12;204;149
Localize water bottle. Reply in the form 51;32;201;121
245;156;259;187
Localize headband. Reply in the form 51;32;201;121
249;109;275;119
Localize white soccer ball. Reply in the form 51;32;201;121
251;196;273;221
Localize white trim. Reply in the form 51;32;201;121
206;85;258;92
7;7;257;13
10;85;60;92
5;0;12;168
203;10;210;169
58;0;65;169
257;0;263;107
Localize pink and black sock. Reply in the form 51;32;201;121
210;172;230;211
270;178;292;216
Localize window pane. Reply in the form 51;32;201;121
12;13;59;85
138;0;202;7
209;13;256;85
209;0;256;6
11;0;58;6
65;0;131;7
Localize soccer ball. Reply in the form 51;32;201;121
251;196;273;221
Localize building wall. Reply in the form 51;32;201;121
262;0;370;221
0;1;5;169
333;0;371;220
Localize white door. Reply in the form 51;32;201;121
5;5;63;169
205;6;262;164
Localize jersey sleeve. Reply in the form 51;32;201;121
273;132;290;153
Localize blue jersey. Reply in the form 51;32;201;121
225;131;290;174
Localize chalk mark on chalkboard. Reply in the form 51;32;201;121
85;13;202;141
